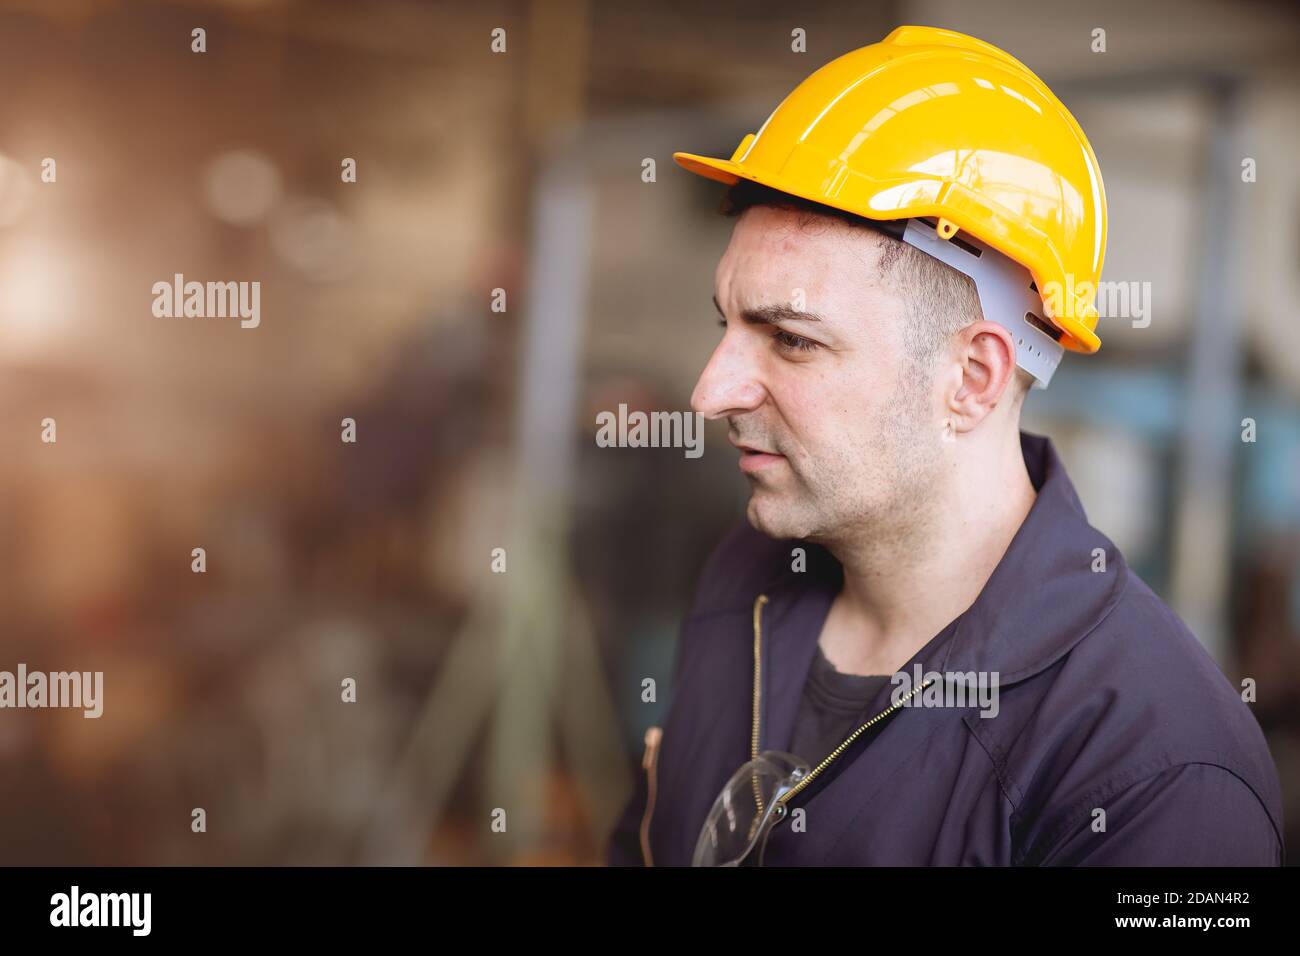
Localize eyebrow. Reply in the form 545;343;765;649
712;294;824;325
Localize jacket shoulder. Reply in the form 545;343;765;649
1004;567;1284;862
1097;571;1275;767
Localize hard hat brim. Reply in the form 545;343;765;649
672;149;1102;355
672;152;745;186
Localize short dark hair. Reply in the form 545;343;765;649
719;179;1034;399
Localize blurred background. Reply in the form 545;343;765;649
0;0;1298;865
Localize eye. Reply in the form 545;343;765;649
772;328;818;354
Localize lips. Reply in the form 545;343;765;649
729;435;778;455
731;437;785;474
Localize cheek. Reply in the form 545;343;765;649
802;365;902;465
774;367;864;450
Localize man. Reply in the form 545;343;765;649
606;26;1283;866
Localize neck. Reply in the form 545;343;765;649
820;427;1037;676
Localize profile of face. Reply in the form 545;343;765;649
690;205;947;544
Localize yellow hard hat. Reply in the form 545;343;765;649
674;25;1107;357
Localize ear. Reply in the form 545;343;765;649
946;321;1018;434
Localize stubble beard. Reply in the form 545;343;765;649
744;377;941;549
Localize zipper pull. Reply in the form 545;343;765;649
639;726;663;866
641;725;663;770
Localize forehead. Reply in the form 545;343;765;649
715;205;902;317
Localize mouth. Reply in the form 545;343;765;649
730;438;786;474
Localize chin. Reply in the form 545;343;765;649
745;493;815;542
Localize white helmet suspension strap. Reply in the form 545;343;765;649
899;217;1065;389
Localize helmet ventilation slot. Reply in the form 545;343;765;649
1023;310;1063;342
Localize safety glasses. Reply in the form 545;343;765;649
691;751;810;867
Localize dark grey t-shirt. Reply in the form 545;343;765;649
788;642;892;768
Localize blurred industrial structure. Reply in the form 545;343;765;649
0;0;1298;864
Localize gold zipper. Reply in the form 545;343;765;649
750;594;770;815
750;593;935;815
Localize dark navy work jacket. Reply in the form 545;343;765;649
607;431;1284;866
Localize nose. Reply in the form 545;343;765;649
690;330;767;420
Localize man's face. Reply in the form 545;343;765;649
691;205;944;543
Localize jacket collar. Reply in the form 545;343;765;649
757;430;1128;743
939;430;1128;683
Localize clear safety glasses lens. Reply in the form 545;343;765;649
691;751;810;867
